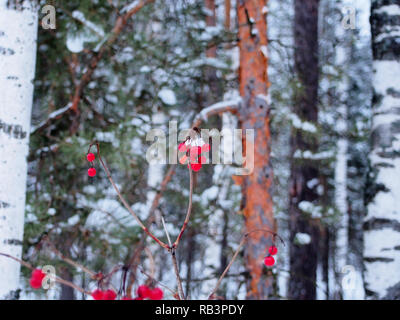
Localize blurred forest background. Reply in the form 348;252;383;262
0;0;399;300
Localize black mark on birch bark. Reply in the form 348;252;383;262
364;217;400;232
0;46;15;56
3;238;23;246
0;119;27;139
364;256;394;263
0;201;10;209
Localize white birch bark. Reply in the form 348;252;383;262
0;0;38;298
334;5;349;298
364;0;400;299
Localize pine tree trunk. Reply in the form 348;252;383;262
237;0;275;300
364;0;400;300
288;0;320;300
0;0;38;298
205;0;220;102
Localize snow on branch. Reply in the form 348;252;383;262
121;1;141;13
31;103;72;133
192;97;241;127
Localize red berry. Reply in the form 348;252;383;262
134;297;143;300
103;289;117;300
190;163;202;172
30;278;42;289
137;285;151;299
32;269;46;281
87;153;95;162
178;142;187;153
30;269;45;289
88;167;96;177
149;287;163;300
268;245;278;255
264;256;275;267
92;289;104;300
201;143;210;153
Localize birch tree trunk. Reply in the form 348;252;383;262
364;0;400;300
334;2;349;299
237;0;276;299
288;0;320;300
0;0;38;298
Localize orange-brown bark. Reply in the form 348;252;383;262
225;0;231;30
205;0;217;58
237;0;275;299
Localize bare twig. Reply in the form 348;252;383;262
43;238;96;277
161;215;172;248
138;266;177;297
144;247;155;279
208;228;283;299
89;141;169;250
173;165;194;248
170;248;185;300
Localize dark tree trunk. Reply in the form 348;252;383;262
288;0;320;300
60;267;75;300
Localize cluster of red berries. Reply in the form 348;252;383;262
30;269;46;289
87;153;96;177
178;142;210;172
91;285;163;300
135;285;163;300
91;289;117;300
264;245;278;267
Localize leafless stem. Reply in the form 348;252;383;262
43;238;96;277
208;228;283;299
138;266;177;297
170;248;185;300
161;215;172;248
89;141;169;250
173;166;193;248
144;247;156;279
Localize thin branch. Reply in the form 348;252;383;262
0;252;89;295
192;98;240;128
161;215;172;248
90;141;169;250
43;238;97;277
55;276;90;295
138;266;177;297
172;165;193;248
170;248;185;300
208;228;283;299
144;247;155;279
